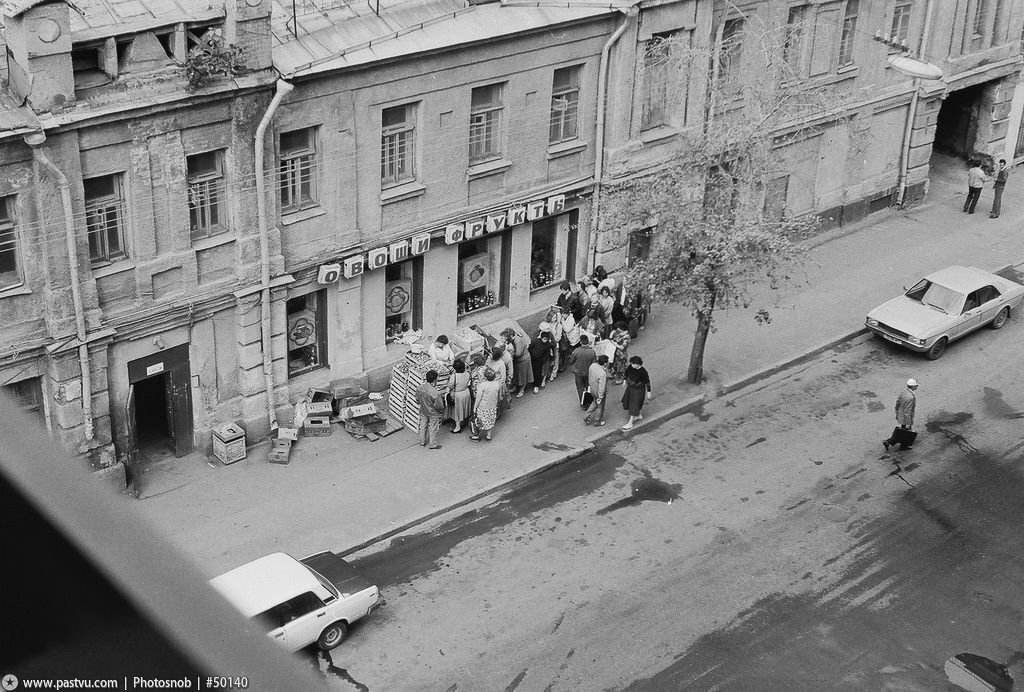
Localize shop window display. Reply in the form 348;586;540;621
530;210;578;291
385;259;420;343
457;236;506;316
287;291;327;377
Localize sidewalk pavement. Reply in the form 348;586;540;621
141;157;1024;576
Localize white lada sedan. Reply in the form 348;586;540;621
865;265;1024;360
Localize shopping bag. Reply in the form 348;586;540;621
581;389;594;410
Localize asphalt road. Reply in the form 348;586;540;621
306;315;1024;691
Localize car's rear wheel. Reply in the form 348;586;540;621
926;337;948;360
317;621;348;650
991;306;1010;330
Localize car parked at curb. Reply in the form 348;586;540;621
865;265;1024;360
210;551;383;652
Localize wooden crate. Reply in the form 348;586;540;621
268;439;292;465
302;415;331;437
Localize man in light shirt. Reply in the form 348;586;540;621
963;160;992;214
584;354;609;427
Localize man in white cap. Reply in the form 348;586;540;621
883;378;918;451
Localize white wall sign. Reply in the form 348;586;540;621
146;362;165;376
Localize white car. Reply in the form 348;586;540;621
210;551;383;652
865;265;1024;359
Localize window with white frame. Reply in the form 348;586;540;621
783;6;808;77
838;0;859;67
717;18;744;96
641;32;677;130
0;195;23;290
890;1;913;47
278;128;318;214
187;150;226;239
469;84;504;163
381;104;416;186
549;66;581;144
84;174;127;265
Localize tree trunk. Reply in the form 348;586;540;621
687;291;716;384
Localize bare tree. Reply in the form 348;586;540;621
605;11;841;384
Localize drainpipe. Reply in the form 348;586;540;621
27;134;94;441
254;80;294;433
896;0;936;208
587;6;638;274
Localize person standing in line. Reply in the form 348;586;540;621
607;320;631;384
621;355;652;430
529;324;556;394
883;378;918;451
505;328;533;399
448;359;473;434
542;307;564;379
990;158;1010;218
559;308;581;373
415;369;445;450
468;351;487;399
569;334;597;407
584;354;610;426
963;160;991;214
426;334;454;366
470;368;502;442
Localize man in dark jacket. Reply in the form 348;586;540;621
990;159;1010;218
568;335;596;407
415;370;445;449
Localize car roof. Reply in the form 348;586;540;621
925;266;998;292
209;552;320;618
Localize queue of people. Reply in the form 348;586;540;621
416;266;653;445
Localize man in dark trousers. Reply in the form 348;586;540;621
568;334;596;407
584;354;609;426
990;159;1010;218
883;378;918;451
963;160;991;214
415;369;445;449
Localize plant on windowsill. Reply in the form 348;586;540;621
184;29;244;93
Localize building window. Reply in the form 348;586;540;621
71;43;110;89
838;0;859;67
286;291;327;377
0;195;23;290
4;377;44;424
704;163;739;220
84;174;127;266
385;259;422;344
717;18;744;96
549;66;581;144
469;84;504;163
890;1;913;47
530;211;578;290
783;6;808;76
187;150;226;239
627;227;654;268
641;32;677;130
763;175;789;222
278;128;318;214
381;104;416;186
457;234;510;317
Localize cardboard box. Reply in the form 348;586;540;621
304;387;332;403
306;401;333;415
303;415;332;437
341;403;378;419
268;438;292;465
278;427;299;441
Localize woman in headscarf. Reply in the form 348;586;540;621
529;323;556;394
471;368;502;442
607;320;631;384
448;358;473;433
504;327;533;398
621;355;652;430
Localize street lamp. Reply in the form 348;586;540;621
887;54;944;81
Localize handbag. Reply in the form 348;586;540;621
470;415;480;436
580;388;595;410
890;426;917;447
445;391;455;408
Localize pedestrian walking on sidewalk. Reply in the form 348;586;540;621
470;368;502;442
990;159;1010;218
621;356;652;430
883;378;918;451
415;369;445;449
584;355;610;426
569;334;597;407
448;359;472;434
963;160;992;214
529;324;556;394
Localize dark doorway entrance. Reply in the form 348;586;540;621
126;344;193;460
934;84;986;158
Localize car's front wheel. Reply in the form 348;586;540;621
991;306;1010;329
317;621;348;650
926;337;948;360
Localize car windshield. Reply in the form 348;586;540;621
906;280;961;315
